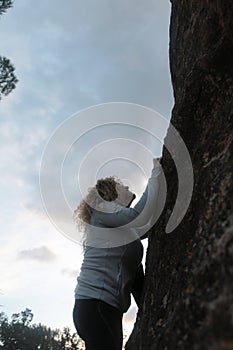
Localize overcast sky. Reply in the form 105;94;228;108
0;0;173;338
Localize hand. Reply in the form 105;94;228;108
153;157;162;168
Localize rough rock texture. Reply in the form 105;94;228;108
126;1;233;349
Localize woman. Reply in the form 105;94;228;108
73;158;162;350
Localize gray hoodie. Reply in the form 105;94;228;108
74;165;161;313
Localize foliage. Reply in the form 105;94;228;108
0;1;18;100
0;0;13;16
0;309;85;350
0;56;18;100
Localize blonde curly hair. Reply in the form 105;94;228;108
74;176;123;245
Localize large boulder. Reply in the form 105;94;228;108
126;1;233;349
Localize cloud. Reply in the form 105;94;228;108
60;268;80;278
0;0;173;225
17;246;56;262
0;0;173;116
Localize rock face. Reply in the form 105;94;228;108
126;1;233;349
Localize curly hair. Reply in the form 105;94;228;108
73;176;123;245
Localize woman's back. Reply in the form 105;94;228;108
75;239;143;313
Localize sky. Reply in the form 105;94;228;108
0;0;173;338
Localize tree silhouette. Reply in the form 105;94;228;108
0;0;18;100
0;309;85;350
0;56;18;100
0;0;13;16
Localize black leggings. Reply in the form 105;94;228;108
73;299;123;350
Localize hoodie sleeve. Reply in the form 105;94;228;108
97;165;162;228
